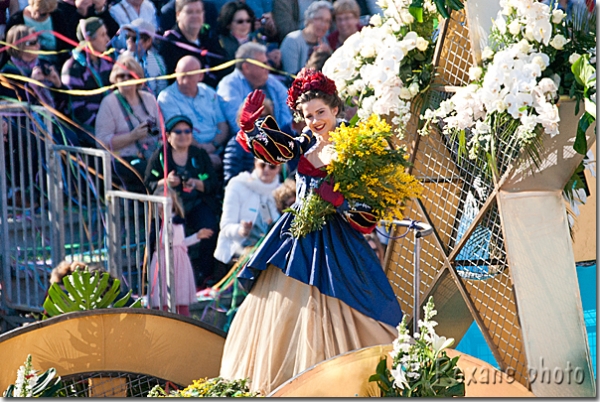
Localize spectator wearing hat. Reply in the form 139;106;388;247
157;55;229;169
159;0;226;88
122;18;167;96
60;16;113;148
57;0;119;43
144;114;221;289
96;53;161;193
109;0;158;31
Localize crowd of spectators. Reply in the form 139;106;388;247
0;0;382;290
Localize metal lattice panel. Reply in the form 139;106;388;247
433;9;473;87
384;7;535;390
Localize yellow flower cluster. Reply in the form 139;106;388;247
146;377;260;397
327;114;423;221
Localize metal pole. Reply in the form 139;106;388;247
381;219;433;333
164;197;176;313
413;230;422;333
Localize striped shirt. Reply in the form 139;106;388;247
60;50;113;131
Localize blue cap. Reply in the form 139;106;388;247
165;115;193;132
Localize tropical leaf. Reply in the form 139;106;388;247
43;269;138;318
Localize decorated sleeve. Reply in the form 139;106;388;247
344;203;378;234
241;115;313;165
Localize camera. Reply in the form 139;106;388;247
39;60;53;76
175;166;190;183
146;119;160;136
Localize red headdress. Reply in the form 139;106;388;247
286;68;337;110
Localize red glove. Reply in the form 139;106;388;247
315;178;344;207
239;90;265;132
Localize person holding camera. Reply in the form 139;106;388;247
216;2;280;76
144;115;221;289
95;53;161;193
0;25;65;108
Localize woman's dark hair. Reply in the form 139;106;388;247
296;90;344;117
217;1;256;36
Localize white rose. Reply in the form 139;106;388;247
531;56;547;71
416;37;429;52
508;20;521;36
370;14;382;26
549;34;567;50
408;82;420;96
552;9;566;24
482;46;494;60
399;9;414;24
360;45;377;58
517;39;533;54
399;87;413;100
569;53;581;64
469;66;483;81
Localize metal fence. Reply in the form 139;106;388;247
106;190;175;312
0;104;55;316
0;104;176;331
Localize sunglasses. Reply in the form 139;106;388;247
257;161;278;170
171;128;192;135
126;34;137;41
24;39;39;46
233;18;252;24
115;73;132;80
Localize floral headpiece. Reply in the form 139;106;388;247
286;68;337;111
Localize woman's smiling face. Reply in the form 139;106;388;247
301;98;338;137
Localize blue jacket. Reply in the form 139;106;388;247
216;69;293;133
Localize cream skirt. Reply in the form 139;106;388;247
219;265;398;395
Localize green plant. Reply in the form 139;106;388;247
570;53;596;155
43;268;141;318
148;377;261;397
369;296;465;397
3;355;64;397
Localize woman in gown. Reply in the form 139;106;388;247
219;68;403;394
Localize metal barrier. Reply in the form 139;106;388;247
47;145;112;266
0;104;178;329
106;191;175;312
0;105;55;315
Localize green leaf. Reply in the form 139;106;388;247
574;112;594;155
584;98;596;119
4;384;15;397
348;113;359;127
571;55;594;89
409;0;424;23
113;289;133;308
444;381;466;396
434;0;450;19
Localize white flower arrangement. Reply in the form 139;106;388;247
3;355;63;397
421;0;596;165
322;0;437;136
369;296;465;397
13;355;37;397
